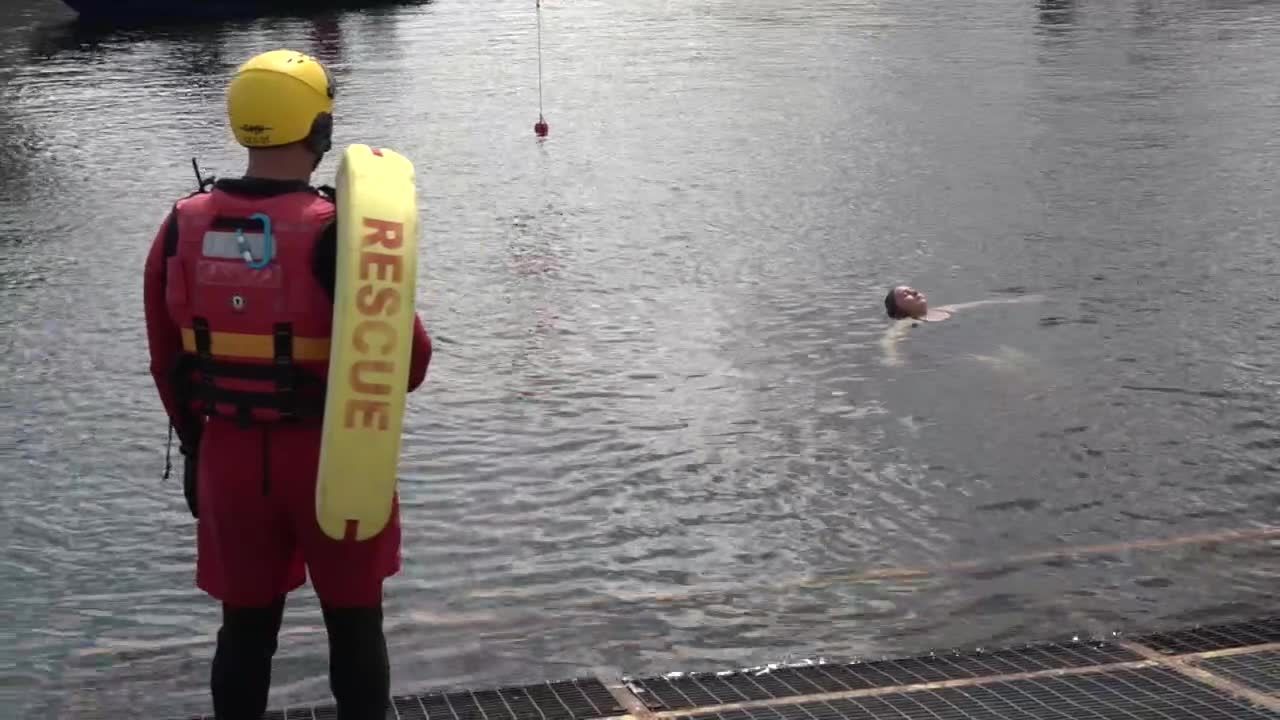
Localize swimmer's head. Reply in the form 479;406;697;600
885;286;928;319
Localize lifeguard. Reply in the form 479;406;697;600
142;49;433;720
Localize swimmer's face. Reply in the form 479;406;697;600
893;286;928;318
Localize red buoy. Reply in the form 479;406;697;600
534;0;549;139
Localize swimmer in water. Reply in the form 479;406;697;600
884;286;952;323
879;285;1046;366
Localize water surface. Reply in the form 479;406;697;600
1;0;1277;717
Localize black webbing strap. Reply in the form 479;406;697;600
197;359;279;381
163;205;181;259
210;215;270;232
185;320;323;423
191;318;216;414
199;388;322;415
273;323;296;420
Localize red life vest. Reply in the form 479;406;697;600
164;184;335;424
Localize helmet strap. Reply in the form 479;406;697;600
306;113;334;161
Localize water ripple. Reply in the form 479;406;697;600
4;0;1280;717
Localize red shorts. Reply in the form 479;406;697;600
194;418;401;608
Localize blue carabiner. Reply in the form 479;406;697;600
236;213;274;270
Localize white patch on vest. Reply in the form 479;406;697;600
203;231;267;261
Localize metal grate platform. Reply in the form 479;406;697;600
170;615;1280;720
1193;650;1280;696
1130;616;1280;655
670;667;1280;720
184;679;624;720
627;641;1141;711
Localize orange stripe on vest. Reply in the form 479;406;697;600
181;328;330;362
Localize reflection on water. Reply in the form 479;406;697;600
1037;0;1074;31
1;0;1278;717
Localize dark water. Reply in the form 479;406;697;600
1;0;1278;717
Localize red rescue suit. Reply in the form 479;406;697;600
143;177;432;607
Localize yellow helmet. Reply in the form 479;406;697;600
227;49;335;151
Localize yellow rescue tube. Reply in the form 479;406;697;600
316;144;420;541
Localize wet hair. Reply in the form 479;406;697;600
884;288;907;319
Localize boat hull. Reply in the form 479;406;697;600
60;0;425;23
